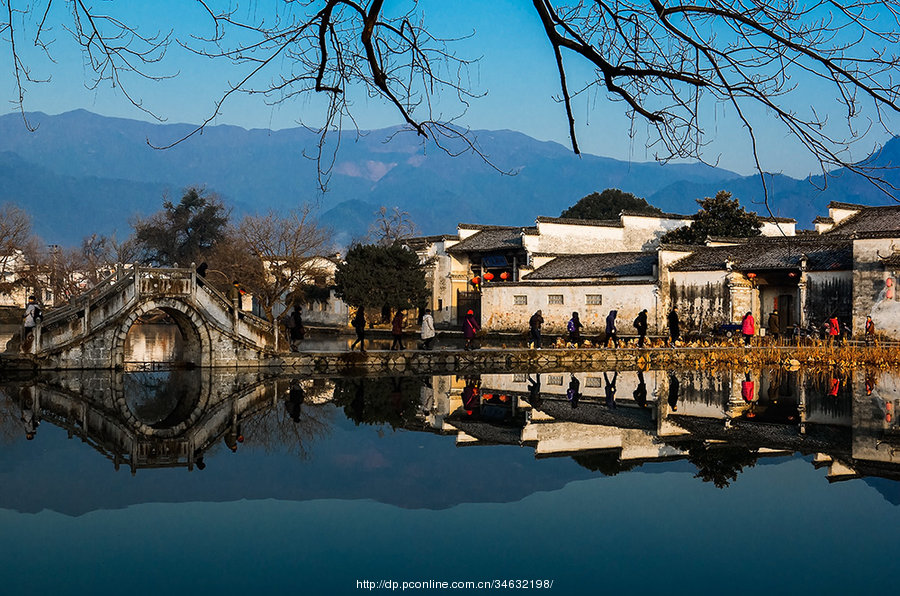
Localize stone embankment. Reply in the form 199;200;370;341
3;343;897;373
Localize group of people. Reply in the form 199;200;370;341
527;307;670;349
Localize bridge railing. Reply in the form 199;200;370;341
194;273;274;333
42;267;136;326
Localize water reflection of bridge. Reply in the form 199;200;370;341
2;367;899;482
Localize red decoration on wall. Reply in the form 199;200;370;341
483;272;495;281
887;278;894;287
747;272;757;279
471;276;480;285
500;271;510;280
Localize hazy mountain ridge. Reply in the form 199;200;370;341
1;109;896;245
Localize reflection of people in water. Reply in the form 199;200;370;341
667;372;680;412
285;380;306;423
566;374;581;409
633;371;648;408
828;375;840;397
527;374;543;409
741;372;755;403
461;376;481;410
603;371;618;409
865;371;876;396
223;419;243;452
19;386;39;440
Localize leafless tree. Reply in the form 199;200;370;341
0;203;38;298
210;206;333;322
5;1;900;199
368;205;419;246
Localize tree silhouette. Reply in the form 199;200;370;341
660;190;762;244
5;2;900;194
561;188;662;220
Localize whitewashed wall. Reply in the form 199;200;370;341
481;282;658;334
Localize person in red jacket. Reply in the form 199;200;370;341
741;311;755;347
463;310;481;350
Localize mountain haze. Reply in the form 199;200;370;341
0;110;895;246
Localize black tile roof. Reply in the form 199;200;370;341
524;251;657;280
668;237;852;272
535;216;623;228
824;205;900;236
446;227;526;254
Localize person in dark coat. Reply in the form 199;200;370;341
463;310;481;350
865;315;876;346
529;310;544;349
667;307;680;346
567;312;584;347
286;306;305;352
768;310;781;344
391;310;405;350
350;307;367;352
633;309;648;348
603;310;619;348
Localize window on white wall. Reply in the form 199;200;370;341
548;294;564;305
585;377;603;388
513;295;527;305
548;375;563;385
586;294;602;305
513;374;526;383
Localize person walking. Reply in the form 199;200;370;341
567;312;584;347
603;310;619;348
528;310;544;349
828;315;840;346
667;307;680;346
865;315;876;346
284;305;305;352
350;307;367;352
420;308;436;350
633;309;648;348
463;310;481;350
21;295;41;353
391;310;405;350
768;309;781;345
741;311;755;347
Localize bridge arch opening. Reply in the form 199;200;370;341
123;369;203;430
122;304;205;367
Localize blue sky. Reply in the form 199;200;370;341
1;1;895;178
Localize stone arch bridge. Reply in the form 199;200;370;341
34;267;277;369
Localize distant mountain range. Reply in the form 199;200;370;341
1;109;898;246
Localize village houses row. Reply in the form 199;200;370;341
389;201;900;340
5;200;900;341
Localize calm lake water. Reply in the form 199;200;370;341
1;355;899;596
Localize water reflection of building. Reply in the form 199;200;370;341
418;368;900;484
4;367;900;485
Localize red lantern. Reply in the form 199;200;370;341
471;276;480;285
500;271;510;280
788;272;797;278
747;272;757;279
887;278;894;287
483;272;495;281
